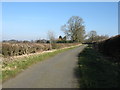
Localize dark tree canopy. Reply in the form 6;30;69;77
59;36;63;40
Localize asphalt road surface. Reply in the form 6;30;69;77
3;45;86;88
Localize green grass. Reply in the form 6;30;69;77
2;45;79;82
77;46;119;88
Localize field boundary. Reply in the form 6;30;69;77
2;44;81;63
2;44;81;82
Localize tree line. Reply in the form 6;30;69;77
3;16;109;43
48;16;109;43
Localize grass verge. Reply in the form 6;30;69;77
77;46;119;88
2;45;80;82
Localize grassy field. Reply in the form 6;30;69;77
77;46;119;88
2;45;80;82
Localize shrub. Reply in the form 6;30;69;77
94;35;120;62
2;42;79;57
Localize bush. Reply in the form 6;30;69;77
2;43;79;57
2;43;50;57
94;35;120;63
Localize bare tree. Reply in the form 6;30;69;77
94;35;109;41
61;16;86;42
87;30;97;42
47;31;55;49
86;30;109;42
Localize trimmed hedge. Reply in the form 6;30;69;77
2;43;79;57
2;43;51;57
94;35;120;62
